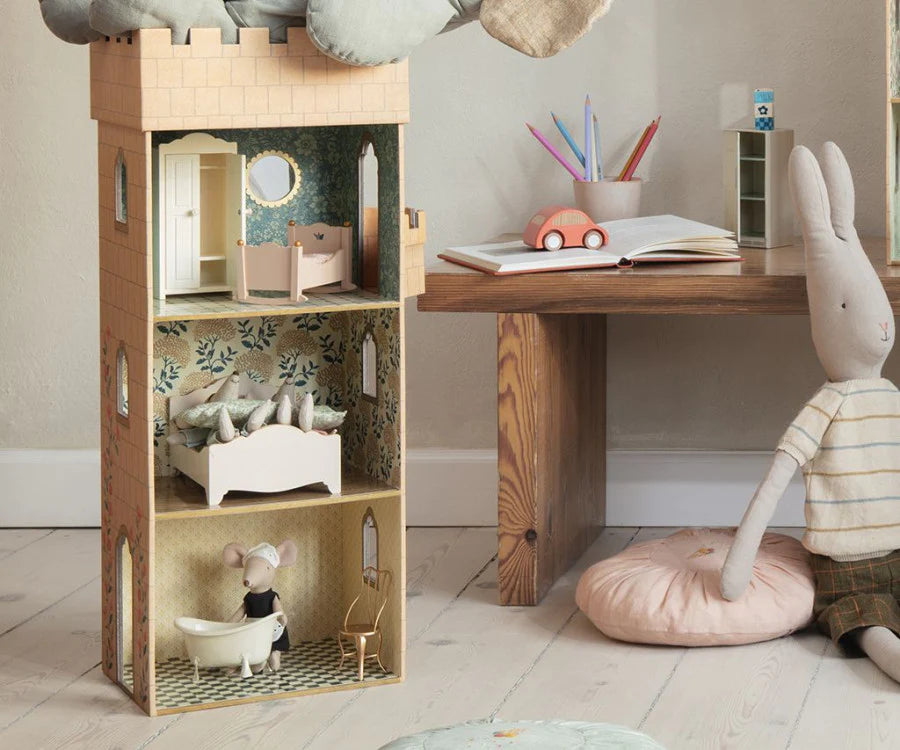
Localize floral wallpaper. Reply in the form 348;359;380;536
152;125;402;299
344;308;401;487
153;308;400;485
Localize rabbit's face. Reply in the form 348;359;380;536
808;246;893;382
790;143;895;383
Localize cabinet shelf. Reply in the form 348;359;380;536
740;155;765;162
740;193;766;201
154;289;399;322
199;255;226;262
155;472;399;519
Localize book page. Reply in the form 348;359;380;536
600;215;737;259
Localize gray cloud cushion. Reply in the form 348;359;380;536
37;0;611;65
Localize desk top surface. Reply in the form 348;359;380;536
417;236;900;315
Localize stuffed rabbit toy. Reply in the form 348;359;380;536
721;142;900;681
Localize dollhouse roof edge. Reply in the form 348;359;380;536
89;27;410;132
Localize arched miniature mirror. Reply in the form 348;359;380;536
116;533;134;693
362;509;378;586
358;136;379;292
246;150;301;207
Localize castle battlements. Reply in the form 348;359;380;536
90;27;410;132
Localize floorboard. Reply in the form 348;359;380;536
0;579;101;732
0;530;98;635
788;642;900;750
0;529;53;560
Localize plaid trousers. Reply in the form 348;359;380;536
811;551;900;655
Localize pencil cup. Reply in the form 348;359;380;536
573;178;642;222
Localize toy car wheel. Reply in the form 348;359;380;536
583;229;604;249
542;231;564;251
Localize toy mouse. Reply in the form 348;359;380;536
224;539;298;673
721;142;900;683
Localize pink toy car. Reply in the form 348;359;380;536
523;205;609;251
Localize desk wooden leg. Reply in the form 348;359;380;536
497;313;607;606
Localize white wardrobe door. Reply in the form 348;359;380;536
165;154;201;291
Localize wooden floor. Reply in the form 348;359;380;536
1;527;898;749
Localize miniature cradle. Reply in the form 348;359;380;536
234;222;355;304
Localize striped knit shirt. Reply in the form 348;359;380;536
778;378;900;561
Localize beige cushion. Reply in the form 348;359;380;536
576;528;815;646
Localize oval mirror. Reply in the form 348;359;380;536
246;151;301;207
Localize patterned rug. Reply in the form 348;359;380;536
124;638;396;710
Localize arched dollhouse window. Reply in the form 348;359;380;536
116;345;129;419
358;135;379;292
115;149;128;226
116;533;134;693
362;330;377;401
362;509;378;586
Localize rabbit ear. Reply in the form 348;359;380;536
819;142;856;240
789;146;835;245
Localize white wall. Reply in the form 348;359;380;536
0;0;890;525
0;4;98;450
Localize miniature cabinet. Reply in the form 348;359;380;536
157;133;246;297
723;128;793;248
91;27;424;715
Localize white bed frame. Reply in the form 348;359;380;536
167;376;342;507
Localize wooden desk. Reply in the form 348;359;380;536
418;238;897;606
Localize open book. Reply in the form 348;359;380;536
438;215;740;275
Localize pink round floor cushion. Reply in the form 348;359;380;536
575;528;815;646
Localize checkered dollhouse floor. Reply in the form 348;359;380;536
124;638;397;710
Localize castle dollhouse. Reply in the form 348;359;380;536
91;26;424;715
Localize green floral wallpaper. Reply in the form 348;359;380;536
152;125;401;299
153;309;400;486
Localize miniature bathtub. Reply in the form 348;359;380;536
174;612;285;681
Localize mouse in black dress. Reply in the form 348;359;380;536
223;539;298;673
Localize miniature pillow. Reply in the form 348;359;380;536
575;528;815;647
310;405;346;430
178;399;276;429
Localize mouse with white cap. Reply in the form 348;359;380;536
224;539;298;673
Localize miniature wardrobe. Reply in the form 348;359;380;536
156;133;246;298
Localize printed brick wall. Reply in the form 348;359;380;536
91;27;410;132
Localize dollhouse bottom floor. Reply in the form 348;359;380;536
5;526;900;750
124;639;397;712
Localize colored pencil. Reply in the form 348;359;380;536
593;113;604;180
618;122;651;181
526;123;585;181
621;116;661;181
584;95;593;181
551;113;586;167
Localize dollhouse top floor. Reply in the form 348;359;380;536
90;28;410;132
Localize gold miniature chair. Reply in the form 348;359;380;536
338;567;392;681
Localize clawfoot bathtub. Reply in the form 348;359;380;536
174;612;286;682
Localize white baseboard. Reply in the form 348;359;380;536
407;449;806;528
0;448;806;529
0;450;100;527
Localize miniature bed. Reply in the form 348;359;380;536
234;222;355;304
167;376;342;506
